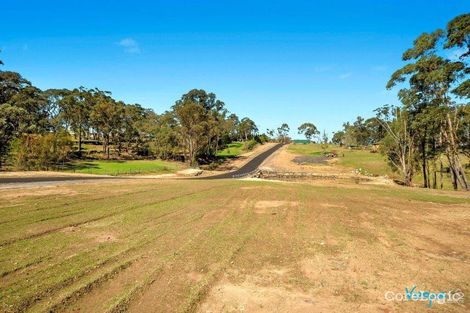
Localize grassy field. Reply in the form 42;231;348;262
288;143;393;176
61;159;182;176
288;143;470;189
0;179;469;312
216;142;245;158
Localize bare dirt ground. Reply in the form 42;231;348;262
0;177;469;313
261;145;346;174
260;145;394;186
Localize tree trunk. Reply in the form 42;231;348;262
78;126;82;156
440;160;444;189
421;136;428;188
444;113;469;190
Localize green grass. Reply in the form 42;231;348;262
289;143;396;177
62;159;182;176
288;143;470;189
337;149;394;176
216;142;245;158
0;179;468;312
289;143;394;176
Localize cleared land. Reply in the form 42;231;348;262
0;178;469;312
287;143;470;189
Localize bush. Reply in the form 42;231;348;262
12;132;73;170
243;139;257;151
255;134;269;144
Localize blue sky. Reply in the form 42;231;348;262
1;1;469;138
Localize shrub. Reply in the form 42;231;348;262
12;132;73;170
243;139;257;151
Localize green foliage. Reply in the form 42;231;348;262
277;123;290;143
12;132;73;170
380;13;470;189
331;131;345;145
243;139;257;151
335;116;385;147
0;103;26;167
297;122;319;142
238;117;258;141
444;13;470;58
255;133;269;144
0;53;252;169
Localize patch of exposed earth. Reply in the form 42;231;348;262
260;145;393;186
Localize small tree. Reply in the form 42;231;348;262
298;122;319;143
320;130;329;153
277;123;290;143
376;105;416;186
12;132;72;170
332;131;345;146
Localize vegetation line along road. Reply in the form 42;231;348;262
0;175;118;184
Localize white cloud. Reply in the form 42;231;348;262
118;38;141;54
338;72;352;79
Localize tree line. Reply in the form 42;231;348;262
0;59;261;169
332;14;470;190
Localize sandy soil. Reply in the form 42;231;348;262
1;178;469;313
260;145;394;185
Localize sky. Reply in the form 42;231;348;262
1;0;469;138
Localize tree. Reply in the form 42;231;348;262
0;66;49;168
173;98;208;166
153;111;180;159
277;123;290;143
342;122;357;147
0;104;26;168
332;131;345;145
387;17;469;190
90;92;124;159
7;86;49;133
297;122;319;142
376;105;417;186
444;13;470;59
238;117;257;141
320;130;329;152
12;132;72;170
60;87;94;155
0;71;31;104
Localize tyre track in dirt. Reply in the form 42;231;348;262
38;191;241;313
0;185;222;247
9;185;233;313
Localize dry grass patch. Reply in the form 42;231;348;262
0;179;468;313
